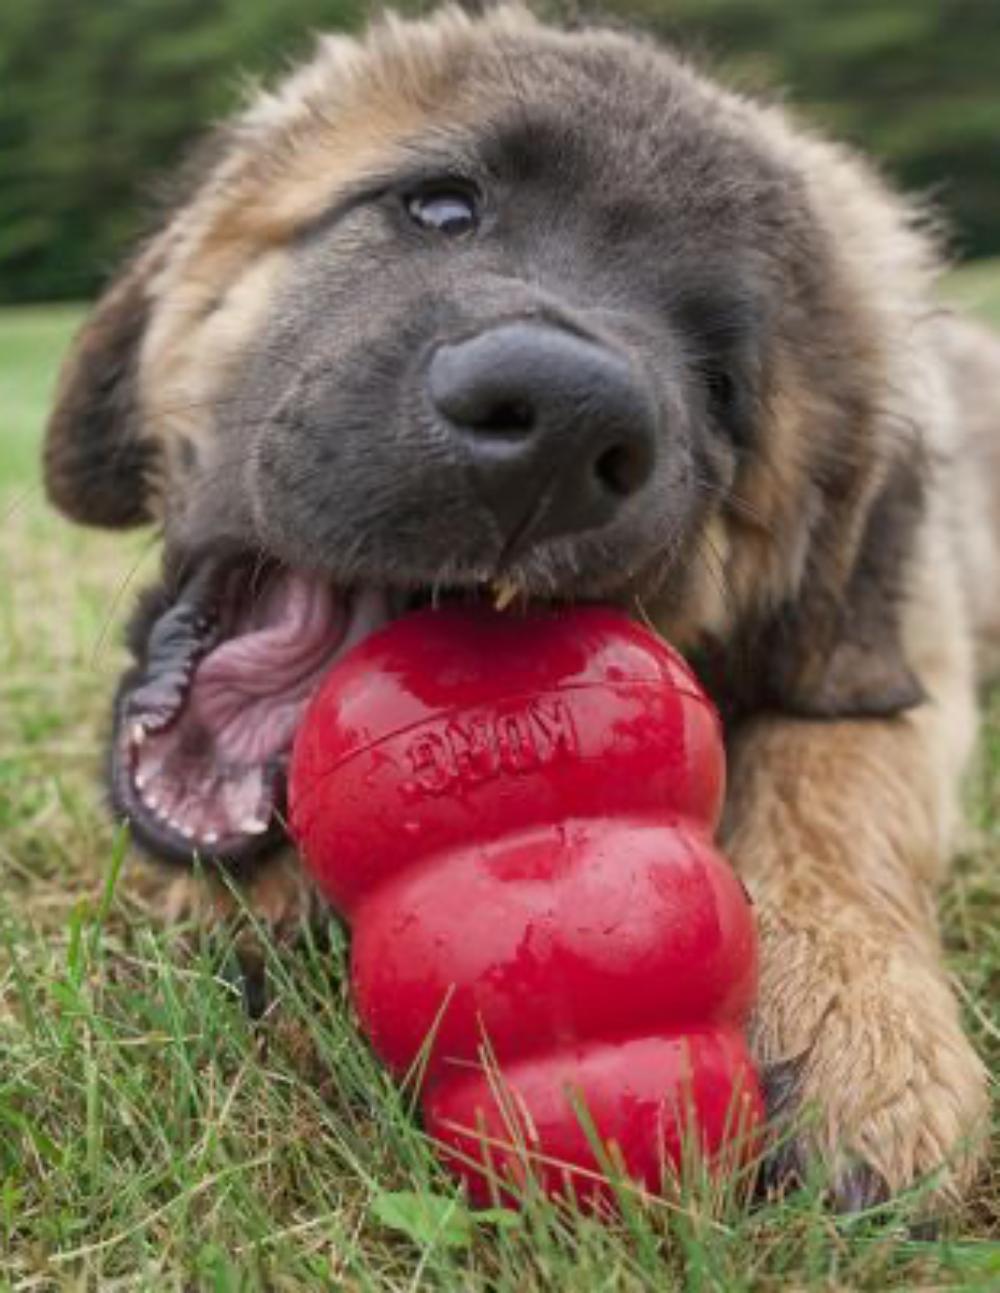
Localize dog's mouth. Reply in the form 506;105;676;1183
111;556;554;869
112;557;409;868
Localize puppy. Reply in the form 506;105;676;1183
44;4;997;1208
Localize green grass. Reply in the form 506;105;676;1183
2;267;1000;1289
943;258;1000;327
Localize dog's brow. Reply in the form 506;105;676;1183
295;135;484;241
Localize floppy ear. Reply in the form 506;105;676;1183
697;452;925;723
763;452;926;719
43;244;164;529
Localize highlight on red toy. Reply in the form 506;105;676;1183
289;604;763;1207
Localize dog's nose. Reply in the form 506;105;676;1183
428;322;657;544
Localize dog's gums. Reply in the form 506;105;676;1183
112;562;394;866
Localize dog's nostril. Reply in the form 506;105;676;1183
428;321;658;543
594;442;650;498
475;399;536;437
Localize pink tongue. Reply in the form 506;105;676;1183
129;574;394;850
188;577;388;764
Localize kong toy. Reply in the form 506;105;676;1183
289;605;763;1206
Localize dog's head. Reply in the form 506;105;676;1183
45;4;927;868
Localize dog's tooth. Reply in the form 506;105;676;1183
146;796;172;824
143;791;161;812
240;816;269;836
131;722;147;747
203;831;219;846
492;579;518;612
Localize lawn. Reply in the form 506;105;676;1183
1;266;999;1290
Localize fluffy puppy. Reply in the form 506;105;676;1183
45;4;999;1208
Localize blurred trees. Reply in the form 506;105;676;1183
623;0;1000;261
0;0;368;303
1;0;997;303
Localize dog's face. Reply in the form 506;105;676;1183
45;6;922;868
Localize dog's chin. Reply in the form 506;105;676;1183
110;551;656;870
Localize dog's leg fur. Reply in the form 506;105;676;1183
138;849;320;940
724;568;989;1206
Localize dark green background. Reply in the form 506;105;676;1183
2;0;998;303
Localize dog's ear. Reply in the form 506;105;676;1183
698;452;926;723
44;119;239;528
766;452;926;719
44;245;164;528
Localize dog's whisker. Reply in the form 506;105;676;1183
89;530;164;667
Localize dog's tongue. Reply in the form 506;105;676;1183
126;573;391;852
189;573;347;765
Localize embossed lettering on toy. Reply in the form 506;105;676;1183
404;695;578;796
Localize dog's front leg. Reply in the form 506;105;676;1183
724;710;988;1210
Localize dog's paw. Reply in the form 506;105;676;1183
752;913;988;1211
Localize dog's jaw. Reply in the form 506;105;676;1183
112;561;394;867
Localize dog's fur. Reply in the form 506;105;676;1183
44;4;999;1207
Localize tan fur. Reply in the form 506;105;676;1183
717;276;995;1198
724;710;987;1200
144;249;291;513
147;852;322;938
715;377;822;629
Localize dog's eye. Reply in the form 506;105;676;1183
405;184;480;237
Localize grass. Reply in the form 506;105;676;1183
1;265;999;1290
941;260;1000;327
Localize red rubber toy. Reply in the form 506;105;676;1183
289;606;763;1207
